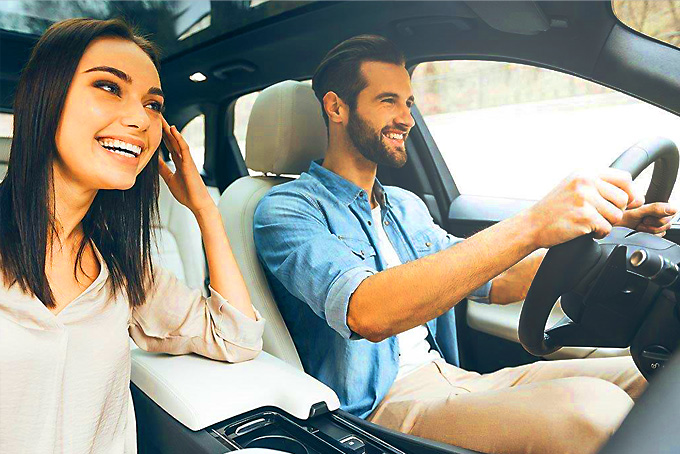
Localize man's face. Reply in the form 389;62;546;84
346;61;415;168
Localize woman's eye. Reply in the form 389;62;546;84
93;80;121;96
146;101;164;113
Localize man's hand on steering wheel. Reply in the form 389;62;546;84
617;199;678;237
526;168;642;249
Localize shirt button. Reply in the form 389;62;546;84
367;220;372;225
384;220;389;226
425;242;432;247
359;191;365;198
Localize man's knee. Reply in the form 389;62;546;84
549;377;633;453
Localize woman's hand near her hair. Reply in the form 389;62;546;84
158;116;257;320
158;116;214;216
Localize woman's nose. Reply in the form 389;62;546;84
120;102;150;131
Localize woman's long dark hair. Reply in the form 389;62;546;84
0;18;161;308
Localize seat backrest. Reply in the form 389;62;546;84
219;80;327;369
153;176;210;294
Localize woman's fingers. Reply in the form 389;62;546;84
158;155;173;183
161;116;182;159
170;125;189;152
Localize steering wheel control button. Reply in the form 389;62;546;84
641;345;671;374
339;435;366;454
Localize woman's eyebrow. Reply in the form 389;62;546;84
84;65;164;98
84;65;131;83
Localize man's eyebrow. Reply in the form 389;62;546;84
148;87;164;98
84;65;164;98
376;92;416;103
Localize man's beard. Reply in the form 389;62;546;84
346;109;408;168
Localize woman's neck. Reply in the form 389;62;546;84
50;164;98;246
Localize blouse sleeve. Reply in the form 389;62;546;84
129;267;265;362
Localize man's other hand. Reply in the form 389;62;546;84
617;202;678;237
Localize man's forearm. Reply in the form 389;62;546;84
489;249;546;305
348;212;538;342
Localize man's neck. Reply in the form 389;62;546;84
322;133;379;208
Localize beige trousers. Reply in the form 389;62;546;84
367;356;646;454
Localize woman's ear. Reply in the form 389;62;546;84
323;91;347;125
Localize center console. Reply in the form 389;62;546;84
131;349;477;454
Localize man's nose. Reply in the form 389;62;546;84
395;105;415;130
120;101;150;131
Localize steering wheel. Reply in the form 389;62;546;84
518;137;680;357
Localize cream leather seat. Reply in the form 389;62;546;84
152;177;209;294
219;80;327;370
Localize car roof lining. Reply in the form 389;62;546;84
1;1;678;118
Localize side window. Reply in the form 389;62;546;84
0;113;13;179
180;114;205;172
234;91;260;159
0;113;12;138
411;61;680;204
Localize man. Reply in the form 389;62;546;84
253;35;676;454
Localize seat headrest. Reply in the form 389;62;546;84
0;137;11;163
245;80;328;175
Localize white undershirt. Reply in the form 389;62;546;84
371;206;441;380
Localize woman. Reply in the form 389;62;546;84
0;18;264;453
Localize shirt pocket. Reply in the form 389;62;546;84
335;235;377;261
410;228;440;256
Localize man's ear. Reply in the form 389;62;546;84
323;91;347;125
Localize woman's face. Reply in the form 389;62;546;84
55;37;164;191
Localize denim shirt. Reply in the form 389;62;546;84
254;162;491;418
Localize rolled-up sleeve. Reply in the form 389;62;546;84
129;268;265;362
254;189;374;340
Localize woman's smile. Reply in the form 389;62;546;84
95;136;145;166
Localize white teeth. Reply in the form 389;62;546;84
384;133;404;140
97;138;142;157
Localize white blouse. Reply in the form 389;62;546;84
0;257;265;453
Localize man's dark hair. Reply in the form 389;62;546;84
312;35;405;127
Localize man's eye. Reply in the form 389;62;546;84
93;80;121;96
382;98;395;104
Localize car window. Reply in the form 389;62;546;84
612;0;680;49
0;113;12;138
411;60;680;204
180;114;205;172
234;91;260;160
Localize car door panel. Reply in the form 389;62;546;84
466;300;630;360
